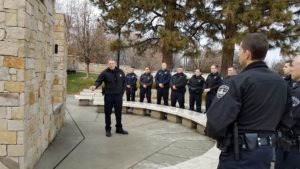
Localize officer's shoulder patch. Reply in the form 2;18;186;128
292;96;300;107
217;85;230;99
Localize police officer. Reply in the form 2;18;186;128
283;60;295;88
204;33;290;169
155;63;171;105
204;64;223;112
90;59;128;137
188;68;205;113
275;55;300;169
170;66;188;108
125;66;137;101
223;66;237;82
140;66;153;103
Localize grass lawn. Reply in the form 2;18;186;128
67;72;98;94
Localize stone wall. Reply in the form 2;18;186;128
0;0;67;169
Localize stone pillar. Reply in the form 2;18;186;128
0;0;67;169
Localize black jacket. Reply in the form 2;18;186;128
95;68;126;94
188;75;205;94
205;61;291;140
170;73;188;93
205;72;223;95
155;69;171;88
140;73;153;89
291;81;300;136
284;75;295;88
125;73;137;90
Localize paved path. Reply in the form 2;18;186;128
34;96;216;169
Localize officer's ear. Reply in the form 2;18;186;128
244;49;252;61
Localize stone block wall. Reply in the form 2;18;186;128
0;0;67;169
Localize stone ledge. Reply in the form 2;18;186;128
53;103;64;114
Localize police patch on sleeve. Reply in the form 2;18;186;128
217;85;229;99
292;96;300;107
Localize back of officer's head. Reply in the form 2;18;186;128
241;33;269;61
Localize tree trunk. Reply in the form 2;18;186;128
221;39;235;76
86;62;90;78
221;18;237;75
162;50;173;70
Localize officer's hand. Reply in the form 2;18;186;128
204;88;210;93
173;85;177;90
90;86;96;91
159;83;164;88
127;85;130;88
143;85;147;88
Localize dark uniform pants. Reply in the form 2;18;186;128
205;93;215;111
104;94;123;131
140;88;151;103
126;88;136;101
189;93;202;112
218;146;273;169
275;146;300;169
171;91;185;109
157;87;169;105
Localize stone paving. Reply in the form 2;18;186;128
34;96;216;169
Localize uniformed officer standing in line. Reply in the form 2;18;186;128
275;55;300;169
188;68;205;113
155;63;171;105
90;59;128;137
139;66;153;103
125;66;137;101
224;66;237;82
205;33;290;169
283;60;295;88
170;66;188;109
204;64;223;112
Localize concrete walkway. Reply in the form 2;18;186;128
34;96;216;169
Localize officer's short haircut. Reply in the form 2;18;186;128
211;64;218;69
285;60;292;66
228;66;236;70
195;68;201;72
145;66;150;70
241;33;269;60
177;66;183;69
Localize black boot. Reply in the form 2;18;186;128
116;128;129;135
106;130;112;137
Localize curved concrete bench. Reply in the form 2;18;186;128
93;101;207;135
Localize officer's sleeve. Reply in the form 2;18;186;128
154;72;159;82
95;72;105;89
201;77;205;90
176;75;188;88
204;80;241;140
163;72;171;85
125;75;129;85
132;75;137;86
277;87;293;132
122;71;126;94
211;76;223;90
146;75;153;87
292;90;300;120
170;76;174;87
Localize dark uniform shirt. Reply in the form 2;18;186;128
284;75;295;88
188;75;205;94
125;73;137;90
155;69;171;88
291;81;300;136
140;73;153;89
205;61;290;140
170;73;188;93
205;72;223;95
95;68;126;94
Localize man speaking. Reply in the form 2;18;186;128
90;59;128;137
